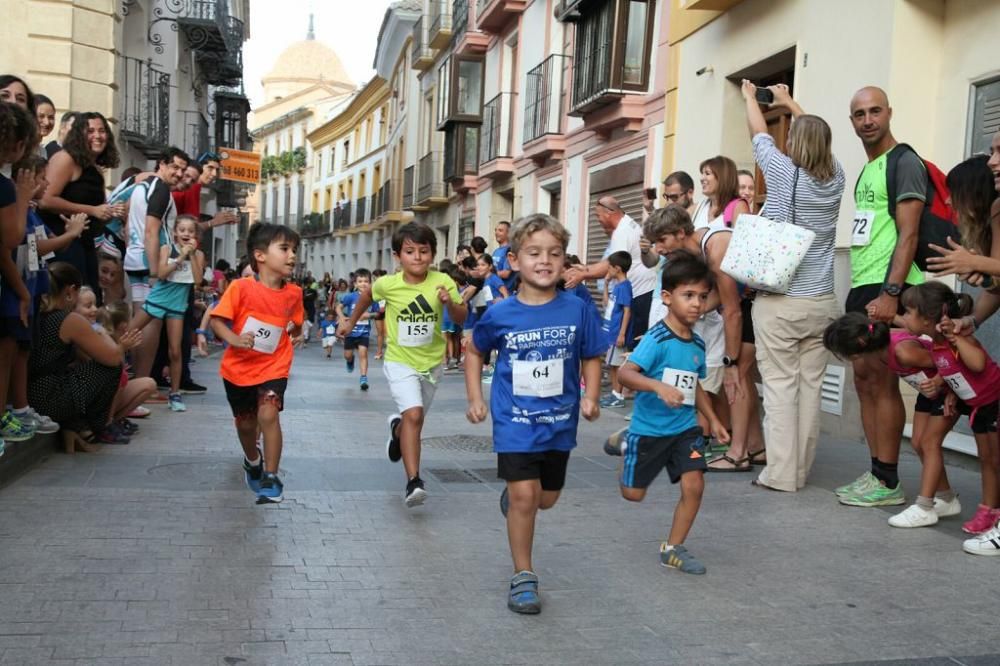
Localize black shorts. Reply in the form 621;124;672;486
628;291;653;351
844;283;912;316
620;426;706;488
0;315;32;347
343;336;369;351
916;394;998;433
740;296;755;345
497;450;571;491
223;378;288;419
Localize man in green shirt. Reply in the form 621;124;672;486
838;86;929;508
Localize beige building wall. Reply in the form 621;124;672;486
0;0;118;143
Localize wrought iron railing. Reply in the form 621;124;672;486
417;152;446;202
356;196;367;225
480;93;516;163
411;16;431;64
119;55;170;152
430;0;452;41
571;1;614;111
452;0;469;43
524;54;569;143
402;166;415;208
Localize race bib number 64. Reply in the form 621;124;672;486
513;358;563;398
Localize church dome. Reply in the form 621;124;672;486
262;39;352;88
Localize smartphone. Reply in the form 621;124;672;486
755;87;774;104
644;187;657;200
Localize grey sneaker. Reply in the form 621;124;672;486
660;544;706;575
507;570;541;614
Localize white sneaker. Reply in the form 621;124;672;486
962;525;1000;556
889;504;939;528
26;408;59;434
933;496;962;518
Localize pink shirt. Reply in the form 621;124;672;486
931;341;1000;407
888;331;936;391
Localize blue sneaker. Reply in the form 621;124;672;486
360;375;369;391
508;571;541;614
0;411;35;442
660;544;706;575
256;472;284;504
599;394;625;408
346;358;355;373
167;393;187;412
243;455;263;493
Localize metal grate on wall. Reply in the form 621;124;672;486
820;364;846;416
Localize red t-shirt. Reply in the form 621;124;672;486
172;182;202;217
212;276;304;386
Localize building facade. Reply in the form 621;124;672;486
2;0;253;264
303;78;392;276
248;21;356;262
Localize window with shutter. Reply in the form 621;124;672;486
969;78;1000;156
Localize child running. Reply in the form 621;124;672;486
600;250;633;409
319;308;337;359
337;268;380;391
210;223;304;504
336;222;466;507
612;251;729;575
823;312;961;524
896;283;1000;550
128;214;204;412
465;214;603;614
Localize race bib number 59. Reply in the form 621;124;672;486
241;316;282;354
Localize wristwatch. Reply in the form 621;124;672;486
722;355;739;367
882;283;902;297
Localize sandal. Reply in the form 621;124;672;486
706;454;751;473
748;448;767;466
508;571;541;614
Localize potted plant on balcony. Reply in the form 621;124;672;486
291;146;307;173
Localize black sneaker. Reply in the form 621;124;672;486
386;414;402;463
404;476;427;508
180;380;207;395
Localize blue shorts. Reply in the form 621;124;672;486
143;280;191;320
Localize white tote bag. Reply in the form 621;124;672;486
720;171;815;293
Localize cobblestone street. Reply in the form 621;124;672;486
0;345;998;665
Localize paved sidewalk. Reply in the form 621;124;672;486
0;343;998;665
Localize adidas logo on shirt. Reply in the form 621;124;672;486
399;294;437;322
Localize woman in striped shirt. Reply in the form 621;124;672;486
741;80;845;492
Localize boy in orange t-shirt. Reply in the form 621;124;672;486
210;223;304;504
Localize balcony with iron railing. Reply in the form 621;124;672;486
451;0;489;55
429;0;452;49
523;54;569;164
119;55;170;158
174;0;230;52
355;195;368;226
479;93;516;178
402;166;415;209
333;202;353;230
476;0;527;32
411;16;434;72
416;151;448;208
375;179;404;222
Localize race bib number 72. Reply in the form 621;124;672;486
852;210;875;246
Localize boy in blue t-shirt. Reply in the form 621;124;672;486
600;251;633;409
336;268;380;391
466;214;604;615
615;251;729;576
319;309;337;359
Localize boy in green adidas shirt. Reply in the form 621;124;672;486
337;222;466;507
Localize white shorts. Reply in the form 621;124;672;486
700;366;724;395
127;272;152;303
322;336;335;349
383;360;442;414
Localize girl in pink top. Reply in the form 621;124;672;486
901;282;1000;536
824;313;959;528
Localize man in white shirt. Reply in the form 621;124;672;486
564;196;657;348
